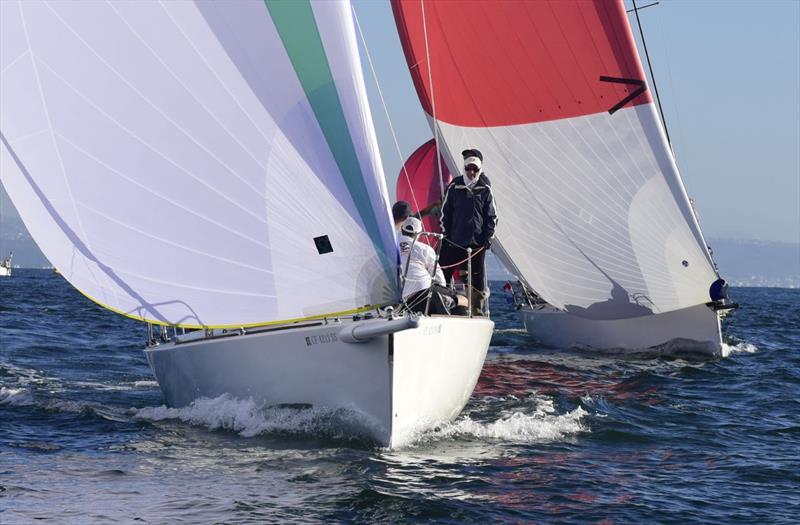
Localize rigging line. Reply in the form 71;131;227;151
351;4;420;215
654;2;686;158
631;0;672;149
420;0;445;199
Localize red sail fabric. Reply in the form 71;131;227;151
391;0;652;126
396;139;452;243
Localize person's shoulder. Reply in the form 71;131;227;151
478;173;492;186
418;241;436;257
449;176;465;187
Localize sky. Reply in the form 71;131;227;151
2;0;799;267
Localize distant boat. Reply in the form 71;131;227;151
393;0;736;355
0;252;12;277
0;0;493;447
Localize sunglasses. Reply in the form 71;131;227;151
465;166;479;172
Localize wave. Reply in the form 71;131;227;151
721;341;758;357
0;385;133;423
409;397;587;446
132;394;380;441
0;386;34;407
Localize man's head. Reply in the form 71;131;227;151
392;200;412;225
400;217;423;237
461;148;483;162
462;148;483;178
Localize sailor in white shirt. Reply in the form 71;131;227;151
398;217;451;314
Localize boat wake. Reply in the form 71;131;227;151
721;341;758;357
132;394;382;442
407;397;587;447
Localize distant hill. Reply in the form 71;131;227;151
489;238;799;288
707;238;799;288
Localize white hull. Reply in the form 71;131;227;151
520;303;722;356
144;316;493;447
0;267;9;277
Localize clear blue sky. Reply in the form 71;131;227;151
2;0;799;257
353;0;800;244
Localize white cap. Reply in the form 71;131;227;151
464;156;482;171
400;216;423;236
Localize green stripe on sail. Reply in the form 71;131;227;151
265;0;393;283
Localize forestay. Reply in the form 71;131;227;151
392;0;719;320
1;0;398;328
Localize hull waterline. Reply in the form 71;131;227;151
520;303;723;356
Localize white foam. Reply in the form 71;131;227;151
412;397;587;445
0;386;34;406
132;394;376;439
721;341;758;357
71;381;135;392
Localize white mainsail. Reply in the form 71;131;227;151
1;0;398;328
393;0;720;320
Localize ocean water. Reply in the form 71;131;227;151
1;269;798;524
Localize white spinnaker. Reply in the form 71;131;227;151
433;102;719;319
0;0;397;327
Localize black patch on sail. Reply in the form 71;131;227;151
314;235;333;255
599;76;648;114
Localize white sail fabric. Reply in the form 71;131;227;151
433;105;719;317
1;0;397;328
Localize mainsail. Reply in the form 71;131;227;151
393;0;719;320
1;0;397;328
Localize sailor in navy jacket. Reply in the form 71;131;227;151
439;149;497;314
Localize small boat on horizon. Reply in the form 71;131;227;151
0;252;12;277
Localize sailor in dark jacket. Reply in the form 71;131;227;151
439;148;497;315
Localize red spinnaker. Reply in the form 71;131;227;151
396;139;452;242
391;0;652;127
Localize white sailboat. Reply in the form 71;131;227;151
0;252;11;277
0;0;493;447
392;0;734;355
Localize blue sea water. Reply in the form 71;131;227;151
1;269;798;524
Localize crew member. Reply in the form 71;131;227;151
392;200;441;233
398;217;452;315
439;148;497;315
